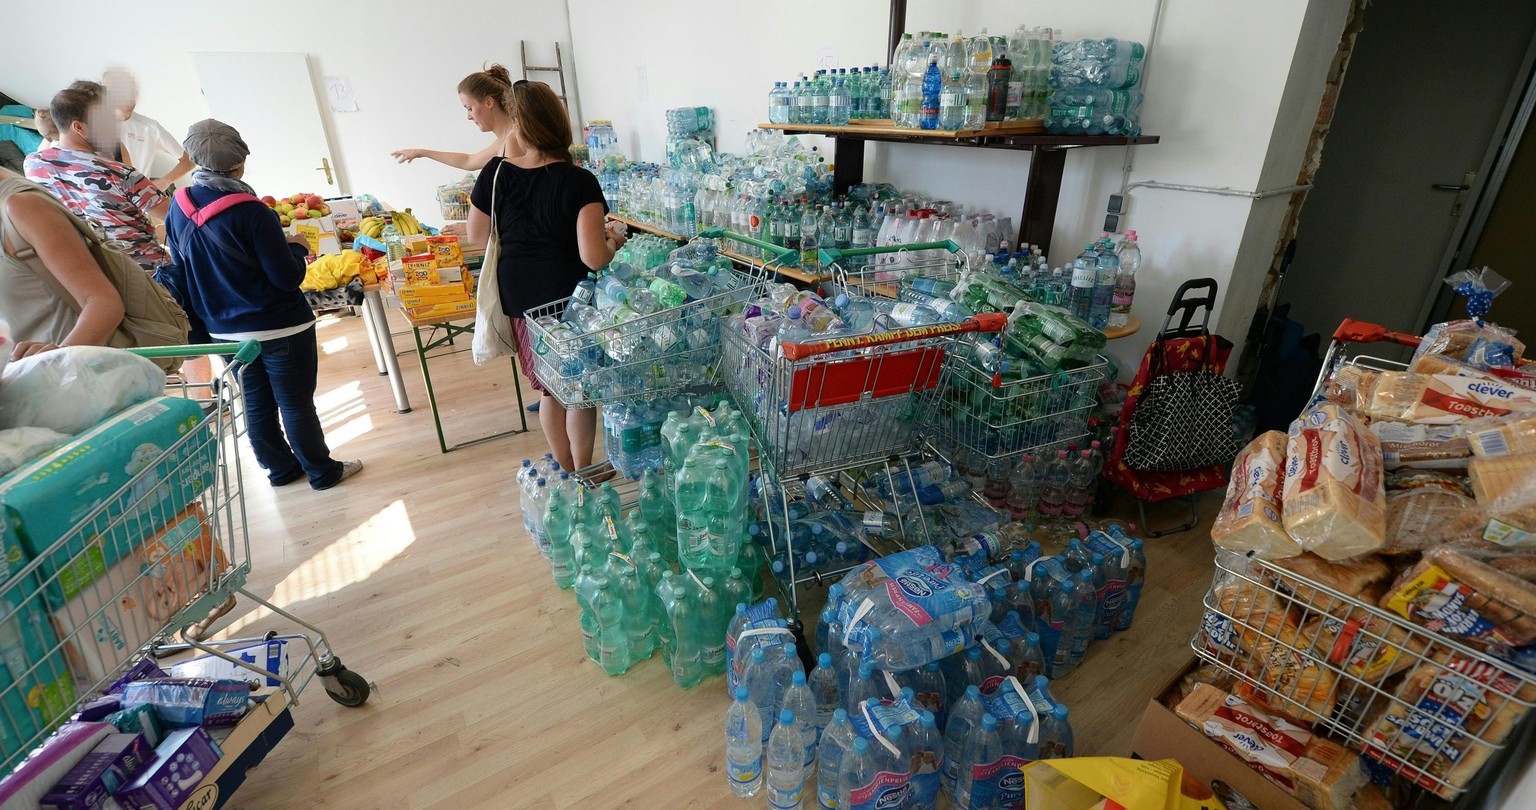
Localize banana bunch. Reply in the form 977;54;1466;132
358;208;424;239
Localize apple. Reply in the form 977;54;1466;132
305;194;324;209
290;194;306;205
318;205;331;216
261;195;277;207
293;209;310;220
278;202;294;214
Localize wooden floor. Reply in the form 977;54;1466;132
216;313;1220;810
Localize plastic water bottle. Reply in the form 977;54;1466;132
817;709;857;810
727;686;765;797
1069;244;1097;322
963;70;988;129
938;69;966;130
770;82;791;125
616;565;654;661
1114;535;1147;631
783;670;820;768
942;685;984;796
954;713;1002;809
1069;569;1098;667
744;647;787;740
919;55;943;129
593;577;630;676
1006;456;1037;520
829;78;852;126
1015;630;1047;682
837;737;876;810
809;653;841;733
908;710;944;810
767;709;808;810
1038;705;1075;759
1063;450;1097;518
847;660;881;715
1090;242;1118;330
815;585;845;657
1043;579;1079;678
1110;231;1140;329
1038;450;1071;516
879;725;914;805
982;457;1012;508
669;579;707;687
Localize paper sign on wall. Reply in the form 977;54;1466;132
325;76;359;112
816;47;839;70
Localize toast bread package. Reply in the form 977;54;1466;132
1283;404;1387;560
1212;431;1300;559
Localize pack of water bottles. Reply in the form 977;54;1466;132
1045;38;1146;136
523;239;770;408
601;391;727;479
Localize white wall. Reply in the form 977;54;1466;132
569;0;1353;378
0;0;579;223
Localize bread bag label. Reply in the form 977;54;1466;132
1372;372;1536;424
1369;660;1515;776
1318;616;1398;682
1485;518;1536;548
1383;565;1514;647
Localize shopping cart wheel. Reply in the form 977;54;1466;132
318;656;371;707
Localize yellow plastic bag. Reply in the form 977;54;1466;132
1023;757;1226;810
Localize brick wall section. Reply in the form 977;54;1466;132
1237;0;1369;382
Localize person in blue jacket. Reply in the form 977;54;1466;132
164;119;361;490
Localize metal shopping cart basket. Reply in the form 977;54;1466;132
1189;319;1536;803
521;232;778;410
0;343;370;774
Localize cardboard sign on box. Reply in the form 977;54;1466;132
282;215;341;256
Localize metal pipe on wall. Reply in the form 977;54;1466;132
1124;180;1314;199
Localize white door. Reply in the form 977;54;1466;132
190;52;341;198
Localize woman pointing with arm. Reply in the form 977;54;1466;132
391;65;527;170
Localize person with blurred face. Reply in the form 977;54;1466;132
102;68;193;190
23;81;170;270
32;109;58;150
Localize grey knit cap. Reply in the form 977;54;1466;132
183;119;249;171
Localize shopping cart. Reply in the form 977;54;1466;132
522;235;777;409
0;343;370;775
1191;551;1536;802
1190;319;1536;802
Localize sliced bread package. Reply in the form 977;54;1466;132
1212;431;1299;559
1282;403;1386;560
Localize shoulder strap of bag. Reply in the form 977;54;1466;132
171;187;264;271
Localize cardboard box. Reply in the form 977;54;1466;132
40;732;152;810
114;727;222;810
51;506;226;685
281;215;340;256
406;299;476;319
1130;658;1308;810
0;397;212;606
175;689;293;810
397;282;470;309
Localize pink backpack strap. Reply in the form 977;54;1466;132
174;187;263;226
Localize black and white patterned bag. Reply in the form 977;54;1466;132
1124;336;1244;471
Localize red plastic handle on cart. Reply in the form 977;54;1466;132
779;312;1009;362
1331;318;1422;348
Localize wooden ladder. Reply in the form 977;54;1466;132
519;41;568;103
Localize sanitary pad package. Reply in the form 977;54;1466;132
119;678;250;728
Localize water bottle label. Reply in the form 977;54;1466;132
604;516;620;541
727;755;761;787
848;772;911;810
940;91;961;106
694;405;717;427
862;512;888;532
969;755;1029;808
768;783;805;809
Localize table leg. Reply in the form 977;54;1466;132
363;289;412;413
359;297;388;375
412;325;449;454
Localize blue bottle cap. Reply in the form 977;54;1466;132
736;604;747;615
819;653;832;667
965;684;980;698
920;711;936;728
834;708;849;723
751;648;766;663
926;661;941;672
859;661;874;678
835;294;850;308
852;737;869;753
1054;705;1069;719
793;670;806;685
735;686;750;702
887;725;904;742
780;709;795;725
981;713;998;729
901;687;914;701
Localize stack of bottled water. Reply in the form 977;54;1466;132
582;120;622;169
767;68;873;126
1046;38;1146;136
602;391;726;479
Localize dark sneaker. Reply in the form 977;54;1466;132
314;460;364;490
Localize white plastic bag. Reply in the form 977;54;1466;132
0;426;70;476
472;161;518;365
0;346;165;434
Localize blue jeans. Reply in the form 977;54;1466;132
240;326;343;488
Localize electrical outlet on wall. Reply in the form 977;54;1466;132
1103;213;1121;232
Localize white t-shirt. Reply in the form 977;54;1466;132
119;113;183;176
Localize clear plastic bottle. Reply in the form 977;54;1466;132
726;686;765;797
938;69;966;130
782;670;820;769
1063;449;1097;517
808;652;841;734
817;709;857;810
954;712;1002;809
1110;231;1140;329
1069;243;1098;322
1038;450;1071;516
767;708;808;810
1038;705;1075;759
941;685;984;797
1090;240;1119;330
1006;455;1037;520
836;737;876;810
1069;569;1098;667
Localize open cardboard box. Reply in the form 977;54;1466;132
176;687;294;810
1130;657;1310;810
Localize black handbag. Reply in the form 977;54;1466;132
1124;333;1245;471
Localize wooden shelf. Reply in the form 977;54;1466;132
1103;313;1143;341
760;122;1158;151
607;214;687;242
